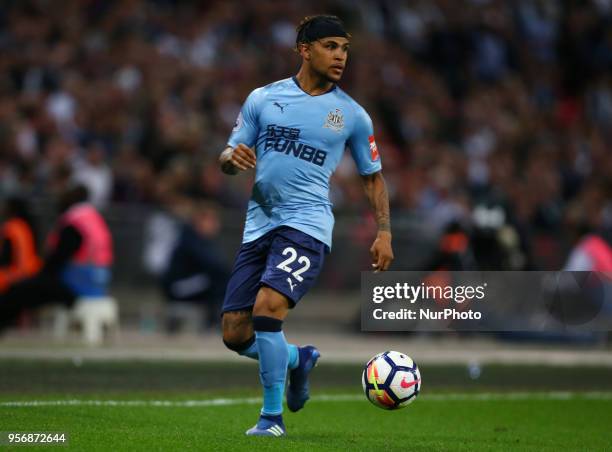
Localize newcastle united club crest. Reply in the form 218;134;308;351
323;108;344;132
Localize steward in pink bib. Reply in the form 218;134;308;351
47;202;113;296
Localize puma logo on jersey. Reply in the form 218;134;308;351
273;102;289;113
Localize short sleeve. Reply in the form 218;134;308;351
347;105;382;175
227;88;264;148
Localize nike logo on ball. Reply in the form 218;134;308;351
400;377;420;389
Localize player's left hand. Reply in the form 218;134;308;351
370;230;393;272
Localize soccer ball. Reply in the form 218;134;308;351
362;351;421;410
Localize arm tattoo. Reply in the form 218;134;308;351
376;187;391;232
362;172;391;233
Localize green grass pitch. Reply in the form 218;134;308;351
1;360;611;451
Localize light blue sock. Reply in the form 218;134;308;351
287;344;299;370
239;340;299;370
255;331;288;416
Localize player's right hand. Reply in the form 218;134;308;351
229;143;257;171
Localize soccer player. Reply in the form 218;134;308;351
219;15;394;437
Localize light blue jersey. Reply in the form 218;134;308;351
227;77;382;249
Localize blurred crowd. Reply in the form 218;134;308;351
0;0;611;270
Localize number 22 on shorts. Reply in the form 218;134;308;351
276;247;311;282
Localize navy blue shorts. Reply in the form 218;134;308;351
222;227;327;313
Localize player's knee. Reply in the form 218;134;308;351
221;311;253;350
252;288;289;318
252;302;282;318
221;325;251;346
